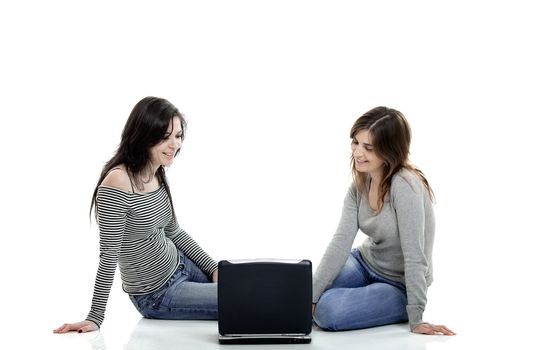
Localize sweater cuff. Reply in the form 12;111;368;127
206;261;219;276
312;289;324;304
85;316;101;329
406;305;424;331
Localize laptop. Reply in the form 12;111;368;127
218;259;313;344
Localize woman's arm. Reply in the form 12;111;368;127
393;173;454;335
312;183;360;303
165;219;218;277
393;175;429;329
54;185;129;333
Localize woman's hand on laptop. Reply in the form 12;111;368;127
53;320;98;334
212;269;218;283
412;323;455;336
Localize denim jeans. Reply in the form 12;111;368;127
129;252;217;320
314;249;408;331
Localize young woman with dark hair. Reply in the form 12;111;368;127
54;97;218;334
312;107;455;335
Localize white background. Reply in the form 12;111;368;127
1;0;542;348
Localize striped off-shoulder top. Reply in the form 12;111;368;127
85;185;217;327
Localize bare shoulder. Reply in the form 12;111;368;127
101;165;132;192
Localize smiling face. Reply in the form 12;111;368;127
149;116;183;169
351;129;385;178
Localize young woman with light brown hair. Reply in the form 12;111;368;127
312;107;454;335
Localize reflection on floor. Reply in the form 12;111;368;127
48;318;467;350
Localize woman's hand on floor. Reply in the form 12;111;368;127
53;320;98;334
413;323;455;335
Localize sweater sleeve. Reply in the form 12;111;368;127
312;183;359;303
165;218;218;276
391;175;430;330
86;187;129;327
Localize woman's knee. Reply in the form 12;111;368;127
314;283;408;331
313;294;342;331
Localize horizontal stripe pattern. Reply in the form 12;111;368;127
86;185;217;327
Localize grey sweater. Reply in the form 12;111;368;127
312;169;435;330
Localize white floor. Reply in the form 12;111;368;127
46;319;446;350
45;319;459;350
43;319;539;350
40;312;538;350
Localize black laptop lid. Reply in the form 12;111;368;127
218;259;312;336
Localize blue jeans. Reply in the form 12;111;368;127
314;249;408;331
129;252;217;320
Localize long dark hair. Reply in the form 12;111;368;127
350;106;434;213
90;96;186;219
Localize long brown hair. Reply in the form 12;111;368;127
90;97;186;219
350;106;434;213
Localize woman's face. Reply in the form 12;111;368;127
149;117;183;168
351;129;385;176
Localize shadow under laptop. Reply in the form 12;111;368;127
122;318;316;349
